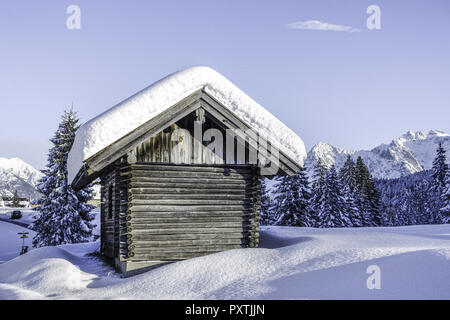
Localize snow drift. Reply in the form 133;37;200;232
1;224;449;299
67;66;307;183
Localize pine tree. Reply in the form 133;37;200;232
431;143;448;193
339;155;363;227
260;178;274;225
355;156;382;226
309;159;327;227
431;143;449;224
12;190;20;207
271;166;311;227
441;177;450;224
309;158;327;227
32;109;95;247
320;166;351;227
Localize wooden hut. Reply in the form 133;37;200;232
69;67;306;276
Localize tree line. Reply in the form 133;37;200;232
261;144;450;227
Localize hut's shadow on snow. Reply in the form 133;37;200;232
259;232;314;249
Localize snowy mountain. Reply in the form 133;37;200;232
0;157;43;200
305;130;450;180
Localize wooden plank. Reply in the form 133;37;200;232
128;182;251;189
128;249;240;261
127;232;247;242
127;205;252;212
127;169;251;179
127;163;252;174
131;244;242;254
128;227;257;235
125;238;245;248
126;211;254;218
128;194;248;200
129;199;252;206
129;221;246;229
128;187;252;195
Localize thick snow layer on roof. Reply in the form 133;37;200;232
67;66;307;183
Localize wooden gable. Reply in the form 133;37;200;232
72;89;301;189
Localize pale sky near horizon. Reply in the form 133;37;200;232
0;0;449;169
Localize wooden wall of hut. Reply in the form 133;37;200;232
120;163;261;262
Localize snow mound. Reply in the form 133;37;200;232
0;246;97;298
1;224;449;299
68;66;307;183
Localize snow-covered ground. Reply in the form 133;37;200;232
0;208;100;235
0;222;36;263
0;223;449;300
0;208;39;225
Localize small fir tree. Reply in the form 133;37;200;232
431;143;449;224
32;109;95;247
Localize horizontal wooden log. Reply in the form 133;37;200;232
125;238;246;248
129;199;253;206
125;176;250;185
127;169;252;180
126;164;253;174
127;221;247;230
129;187;253;195
128;193;249;201
125;210;254;218
124;216;249;224
127;232;250;241
126;226;259;234
128;181;253;189
131;244;242;255
128;249;242;261
128;205;252;212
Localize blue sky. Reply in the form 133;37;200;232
0;0;449;169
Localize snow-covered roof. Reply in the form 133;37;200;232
68;66;307;183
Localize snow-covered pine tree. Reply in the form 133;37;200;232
355;156;382;226
339;155;362;227
32;109;95;247
271;166;311;227
442;176;450;224
431;143;448;193
431;143;449;224
375;170;435;226
309;159;327;227
0;196;5;207
320;165;351;228
260;178;274;225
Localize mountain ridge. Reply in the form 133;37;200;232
305;130;450;180
0;157;43;201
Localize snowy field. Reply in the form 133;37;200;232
0;222;449;300
0;208;39;225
